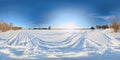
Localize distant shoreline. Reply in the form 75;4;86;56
27;28;92;30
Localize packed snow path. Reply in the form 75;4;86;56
0;30;120;59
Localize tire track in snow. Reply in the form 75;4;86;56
0;31;20;45
23;30;81;49
71;31;89;49
0;30;120;58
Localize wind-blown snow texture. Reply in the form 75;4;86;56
0;30;120;60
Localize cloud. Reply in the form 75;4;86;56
92;15;117;21
47;54;58;58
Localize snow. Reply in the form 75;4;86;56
0;29;120;60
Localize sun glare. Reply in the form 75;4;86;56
59;22;78;30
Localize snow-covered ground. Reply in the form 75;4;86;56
0;30;120;60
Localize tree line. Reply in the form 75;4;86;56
90;17;120;32
0;21;22;32
96;25;109;29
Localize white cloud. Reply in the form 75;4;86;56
47;54;58;58
92;15;116;20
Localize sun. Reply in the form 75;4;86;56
58;22;78;30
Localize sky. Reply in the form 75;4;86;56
0;0;120;28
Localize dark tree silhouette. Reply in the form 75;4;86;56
91;26;95;30
48;26;51;30
101;25;109;29
96;25;101;29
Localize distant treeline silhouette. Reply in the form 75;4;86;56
29;26;51;30
0;21;22;32
96;25;109;29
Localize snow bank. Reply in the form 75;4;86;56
104;28;114;33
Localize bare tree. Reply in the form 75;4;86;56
0;19;24;32
0;20;16;32
110;16;120;32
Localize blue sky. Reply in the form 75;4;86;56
0;0;120;28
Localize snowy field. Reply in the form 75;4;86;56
0;30;120;60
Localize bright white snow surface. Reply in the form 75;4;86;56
0;30;120;60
